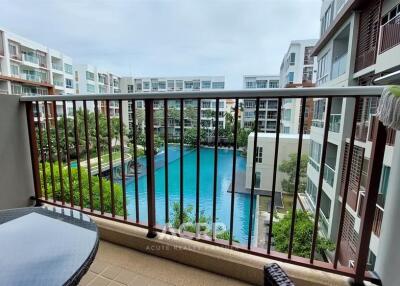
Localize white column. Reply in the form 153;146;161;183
375;132;400;286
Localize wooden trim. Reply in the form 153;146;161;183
0;74;53;88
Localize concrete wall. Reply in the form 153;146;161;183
0;94;34;209
246;133;310;192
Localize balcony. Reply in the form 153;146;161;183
52;62;64;71
0;86;392;286
53;80;64;87
379;14;400;54
22;53;40;65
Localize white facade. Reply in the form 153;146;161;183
245;133;310;192
74;64;121;116
242;75;280;133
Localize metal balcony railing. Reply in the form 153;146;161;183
380;14;400;53
20;86;387;285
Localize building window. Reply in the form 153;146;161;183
128;85;134;93
306;178;318;205
99;85;106;93
8;43;18;57
143;81;150;89
269;80;279;88
86;71;94;81
267;100;278;109
245;79;256;88
86;83;95;93
212;82;225;89
65;78;73;89
321;4;333;35
10;64;19;76
255;147;263;163
151;79;158;91
317;52;329;85
309;140;322;167
287;72;294;84
193;80;200;90
167;80;174;90
184;81;193;89
244;100;256;108
321;191;331;219
379;166;390;204
64;64;73;75
201;80;211;89
255;172;261;188
283;126;290;133
283;109;291;121
313;99;326;120
303;66;313;82
304;46;314;65
256;80;268;88
289;53;296;65
158;81;166;89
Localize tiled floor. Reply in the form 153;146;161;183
79;240;253;286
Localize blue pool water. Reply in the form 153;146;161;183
123;146;253;243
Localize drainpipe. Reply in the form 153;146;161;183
375;132;400;286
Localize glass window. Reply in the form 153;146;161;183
283;109;291;120
309;140;322;165
64;64;73;75
10;64;19;76
321;191;331;219
176;80;183;90
256;147;263;163
244;100;256;108
256;80;267;88
246;80;256;89
380;166;390;205
143;81;150;89
283;127;290;133
255;172;261;188
184;81;193;89
267;100;278;109
306;178;317;204
201;80;211;89
212;82;225;89
303;66;313;81
269;80;279;88
158;81;166;89
289;53;296;65
65;78;73;89
193;80;200;90
167;80;174;90
304;46;314;65
128;85;134;93
317;52;329;85
86;71;94;81
287;72;294;84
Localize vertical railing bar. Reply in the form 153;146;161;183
195;98;201;237
62;101;74;207
267;97;282;253
26;101;42;204
212;98;220;241
145;99;157;238
119;99;127;220
334;96;360;268
164;99;169;224
44;102;55;201
83;101;93;211
354;120;387;284
248;97;260;250
36;101;48;201
72;101;83;209
94;100;104;214
180;99;184;226
106;100;115;217
288;97;306;259
229;98;239;246
131;100;140;223
310;97;332;263
53;102;65;205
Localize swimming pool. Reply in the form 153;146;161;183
123;145;253;243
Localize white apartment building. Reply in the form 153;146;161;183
305;0;400;270
245;133;310;193
279;39;318;134
0;28;75;117
120;76;226;139
242;75;280;133
74;64;121;116
0;28;75;97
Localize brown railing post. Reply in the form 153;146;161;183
353;120;387;285
145;99;157;238
25;102;42;206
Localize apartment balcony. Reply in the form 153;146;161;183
52;62;64;71
0;86;395;286
22;53;40;65
53;80;64;88
379;14;400;54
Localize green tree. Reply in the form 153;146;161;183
40;162;125;216
170;202;238;242
272;210;334;259
279;153;308;193
237;128;251;148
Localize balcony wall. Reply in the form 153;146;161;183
0;94;34;209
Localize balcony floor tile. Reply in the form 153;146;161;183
80;240;252;286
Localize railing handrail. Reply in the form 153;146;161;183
18;86;385;101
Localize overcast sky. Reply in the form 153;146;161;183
2;0;321;89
